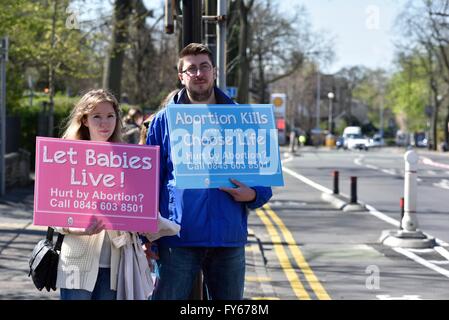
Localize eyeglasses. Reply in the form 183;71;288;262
181;64;212;77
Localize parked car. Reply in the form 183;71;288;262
336;136;345;149
368;134;385;148
345;133;369;151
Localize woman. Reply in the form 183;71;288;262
55;89;123;300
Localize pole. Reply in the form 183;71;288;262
182;0;202;47
399;197;404;230
0;36;8;197
216;0;227;90
333;171;339;195
379;90;384;138
350;176;357;204
205;0;217;61
316;70;321;129
328;98;333;134
402;150;419;231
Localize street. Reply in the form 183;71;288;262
245;146;449;300
1;146;449;300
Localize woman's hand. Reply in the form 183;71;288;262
66;217;105;236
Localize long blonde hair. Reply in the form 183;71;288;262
62;89;123;142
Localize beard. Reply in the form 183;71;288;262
188;83;214;102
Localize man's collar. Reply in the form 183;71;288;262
174;87;235;105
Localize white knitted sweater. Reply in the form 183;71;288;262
55;229;121;292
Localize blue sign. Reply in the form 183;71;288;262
166;104;284;189
226;87;238;98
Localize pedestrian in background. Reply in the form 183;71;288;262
139;90;179;145
146;43;272;300
123;107;143;144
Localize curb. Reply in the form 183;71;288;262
320;192;366;212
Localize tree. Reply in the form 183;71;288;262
248;1;334;103
102;0;132;100
0;0;103;134
394;0;449;149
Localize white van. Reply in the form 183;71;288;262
342;126;362;139
342;126;369;150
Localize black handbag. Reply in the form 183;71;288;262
28;227;64;292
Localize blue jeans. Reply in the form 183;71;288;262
152;246;245;300
60;268;116;300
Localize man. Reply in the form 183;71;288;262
146;43;272;300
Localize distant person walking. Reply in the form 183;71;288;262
123;107;143;144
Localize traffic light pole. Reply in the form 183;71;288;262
182;0;202;47
0;37;8;196
216;0;226;90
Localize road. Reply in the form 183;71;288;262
246;146;449;300
2;146;449;300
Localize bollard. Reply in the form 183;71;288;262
350;176;357;204
333;171;339;195
379;149;435;248
402;151;418;231
399;197;404;230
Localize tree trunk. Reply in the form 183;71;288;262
103;0;132;100
48;0;57;137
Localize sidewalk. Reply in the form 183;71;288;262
0;184;269;300
0;185;58;299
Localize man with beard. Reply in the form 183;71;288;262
146;43;273;300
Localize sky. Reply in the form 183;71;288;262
77;0;408;75
280;0;409;73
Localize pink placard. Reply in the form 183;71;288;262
33;137;159;233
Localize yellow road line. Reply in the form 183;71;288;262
255;208;311;300
264;204;331;300
245;276;272;282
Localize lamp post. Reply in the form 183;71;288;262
327;92;335;135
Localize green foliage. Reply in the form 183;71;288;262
386;55;428;132
1;0;102;113
11;94;78;156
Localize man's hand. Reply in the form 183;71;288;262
219;179;256;202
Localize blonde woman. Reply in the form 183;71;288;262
55;89;123;300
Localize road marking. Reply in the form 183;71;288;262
377;294;422;300
363;204;401;228
433;179;449;190
255;208;311;300
245;276;272;282
282;167;332;194
263;204;331;300
394;247;449;278
282;164;449;275
434;246;449;261
251;297;280;300
382;168;397;175
422;157;449;170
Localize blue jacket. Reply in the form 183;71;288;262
146;87;272;247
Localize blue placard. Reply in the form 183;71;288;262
166;104;284;189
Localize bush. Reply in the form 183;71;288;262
10;94;78;169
